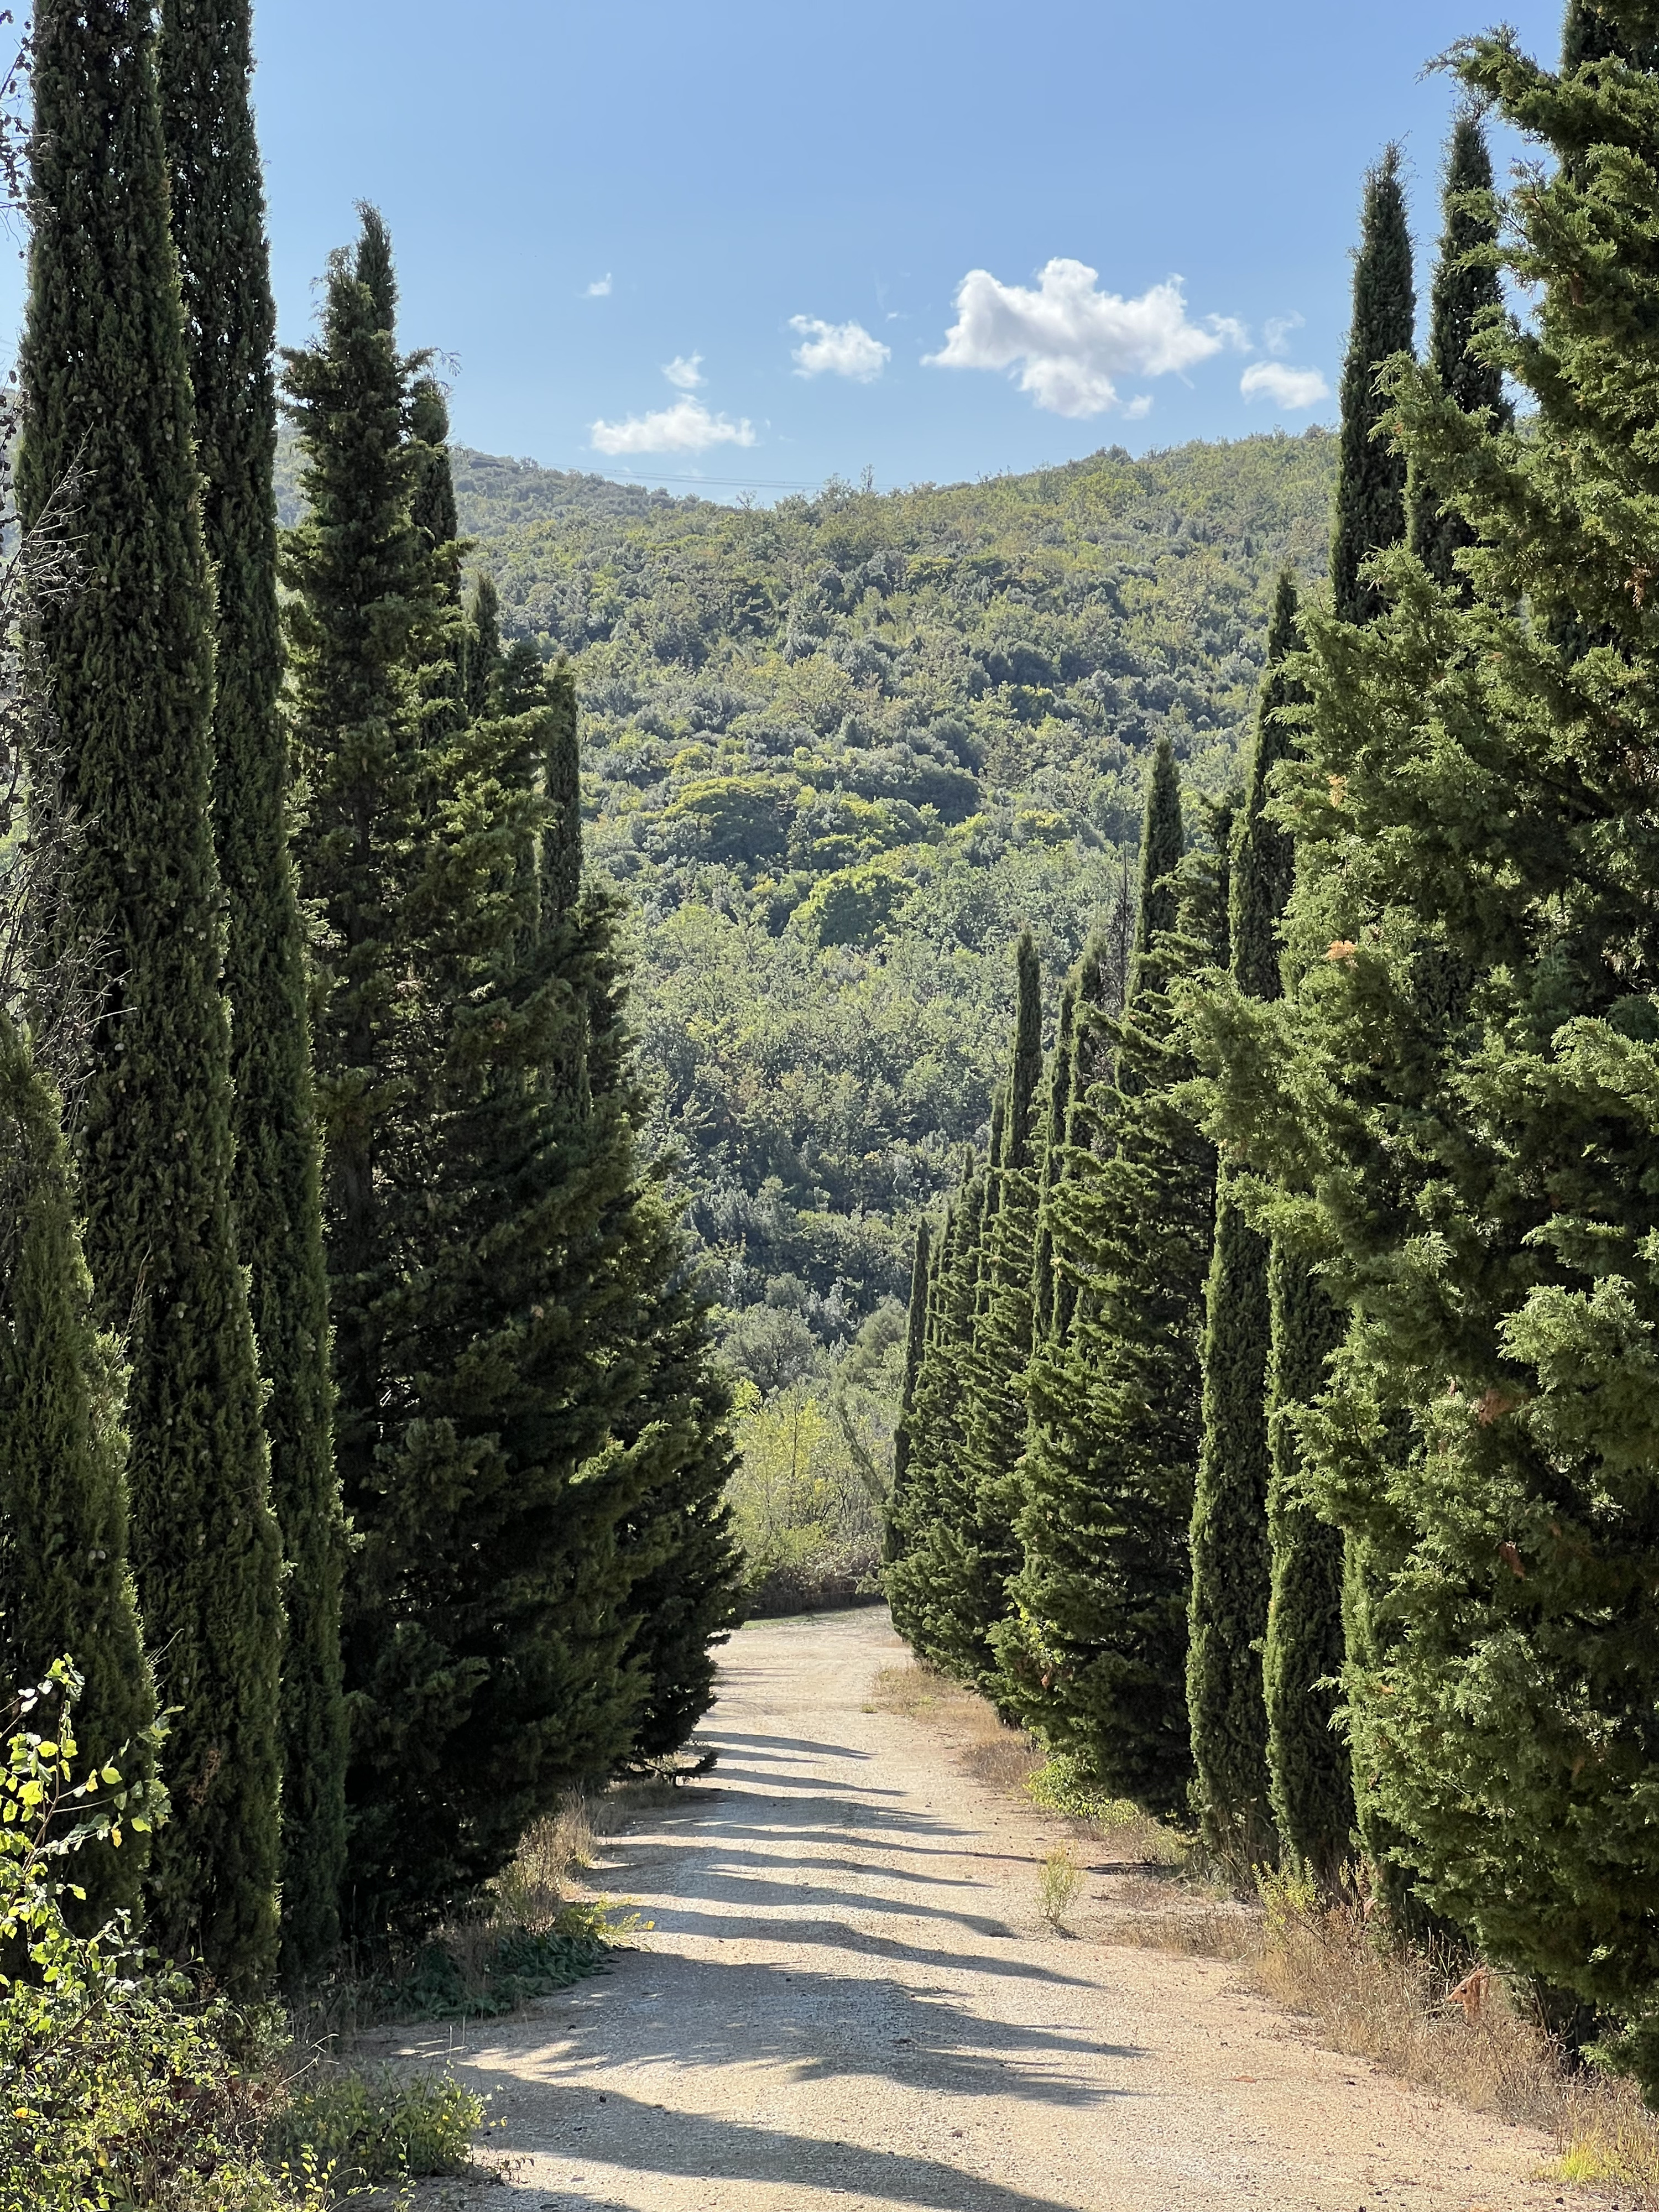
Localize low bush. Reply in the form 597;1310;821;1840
267;2066;482;2193
0;1662;299;2211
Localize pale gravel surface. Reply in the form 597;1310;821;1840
383;1606;1582;2212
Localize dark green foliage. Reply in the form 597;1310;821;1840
20;0;282;1990
1030;983;1077;1342
287;240;731;1933
884;1154;985;1667
1408;112;1510;588
996;741;1221;1818
1228;572;1302;1003
0;1010;157;1925
157;0;344;1987
464;571;502;723
930;933;1046;1695
885;1219;931;1561
1331;147;1415;623
1261;1242;1351;1880
1195;0;1659;2097
1562;0;1659;69
1187;1180;1272;1866
613;1204;742;1763
1184;599;1307;1869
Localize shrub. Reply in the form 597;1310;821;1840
0;1661;292;2211
267;2067;482;2191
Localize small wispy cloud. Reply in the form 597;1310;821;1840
1241;359;1329;410
589;396;756;456
926;260;1221;418
1123;394;1154;421
584;273;613;298
789;316;891;382
1264;312;1303;357
1207;315;1251;352
662;353;705;390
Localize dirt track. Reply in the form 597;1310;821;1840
388;1607;1574;2211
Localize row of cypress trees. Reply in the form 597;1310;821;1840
889;0;1659;2104
0;0;738;1997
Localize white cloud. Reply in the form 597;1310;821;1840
662;353;705;389
1123;394;1154;421
584;273;612;298
1207;315;1251;351
589;396;756;456
925;259;1221;418
789;316;890;382
1240;359;1329;410
1264;312;1303;357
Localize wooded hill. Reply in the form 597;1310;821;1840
348;431;1339;1363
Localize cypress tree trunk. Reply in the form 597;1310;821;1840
20;0;283;1991
1331;147;1415;623
157;0;345;1988
1408;112;1510;588
0;1008;158;1926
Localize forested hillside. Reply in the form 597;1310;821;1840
428;433;1337;1363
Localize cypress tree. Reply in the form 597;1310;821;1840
465;571;503;723
937;934;1046;1695
1186;583;1305;1875
288;274;724;1928
885;1218;932;1564
1201;0;1659;2094
886;1150;985;1668
1331;145;1415;624
998;741;1221;1817
613;1199;743;1765
0;1008;158;1924
157;0;345;1985
20;0;283;1990
1030;983;1076;1343
1408;111;1510;588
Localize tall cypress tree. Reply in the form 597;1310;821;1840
939;934;1046;1696
288;272;723;1931
1186;583;1305;1875
886;1150;985;1668
998;742;1221;1817
885;1218;932;1564
1331;146;1415;624
282;215;452;1936
1030;982;1077;1343
20;0;282;1991
1199;0;1659;2094
0;1008;158;1924
1408;112;1510;588
157;0;344;1986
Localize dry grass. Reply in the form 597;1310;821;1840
872;1656;1659;2203
1097;1874;1659;2205
1038;1845;1084;1931
871;1660;1181;1870
872;1660;1047;1794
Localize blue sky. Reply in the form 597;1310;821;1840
47;1;1583;495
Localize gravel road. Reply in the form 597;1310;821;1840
386;1606;1575;2212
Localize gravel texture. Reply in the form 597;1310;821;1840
385;1605;1577;2212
